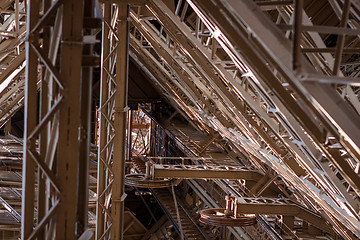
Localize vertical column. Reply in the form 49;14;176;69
292;0;303;72
150;119;157;157
37;0;51;238
96;3;110;238
22;0;87;239
96;2;129;239
77;0;94;236
126;111;133;162
112;3;129;239
21;0;39;238
55;0;84;238
332;0;350;75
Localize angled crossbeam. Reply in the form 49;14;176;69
0;195;21;223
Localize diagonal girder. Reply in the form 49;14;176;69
127;0;360;238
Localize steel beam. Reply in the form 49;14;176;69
182;0;360;237
21;0;39;237
292;0;303;71
37;1;51;238
77;0;94;236
96;3;130;240
95;3;110;238
127;1;360;238
22;0;87;239
235;197;333;234
112;3;129;239
55;0;84;237
333;0;351;75
152;164;263;180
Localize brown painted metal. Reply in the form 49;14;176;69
152;164;263;180
199;208;257;227
4;0;359;239
124;174;172;188
96;2;130;240
22;0;88;239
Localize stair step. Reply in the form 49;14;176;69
152;189;211;240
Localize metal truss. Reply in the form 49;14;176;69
180;0;360;238
200;196;333;233
22;0;92;239
0;0;26;127
126;0;360;238
129;20;289;240
0;136;23;237
151;164;263;180
95;2;129;239
127;111;264;239
130;110;151;156
1;0;356;239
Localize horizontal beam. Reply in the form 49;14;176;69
277;24;360;35
236;197;333;234
152;164;263;180
147;157;212;160
255;0;293;6
98;0;146;4
301;47;360;54
256;0;293;10
299;73;360;86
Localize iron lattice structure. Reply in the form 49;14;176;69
95;2;129;240
22;0;92;239
0;0;356;239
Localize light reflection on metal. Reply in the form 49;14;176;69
124;174;172;188
199;208;257;227
126;0;360;238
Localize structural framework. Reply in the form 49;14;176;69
0;0;358;239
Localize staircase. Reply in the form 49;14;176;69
152;188;215;240
132;155;147;173
130;154;217;239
